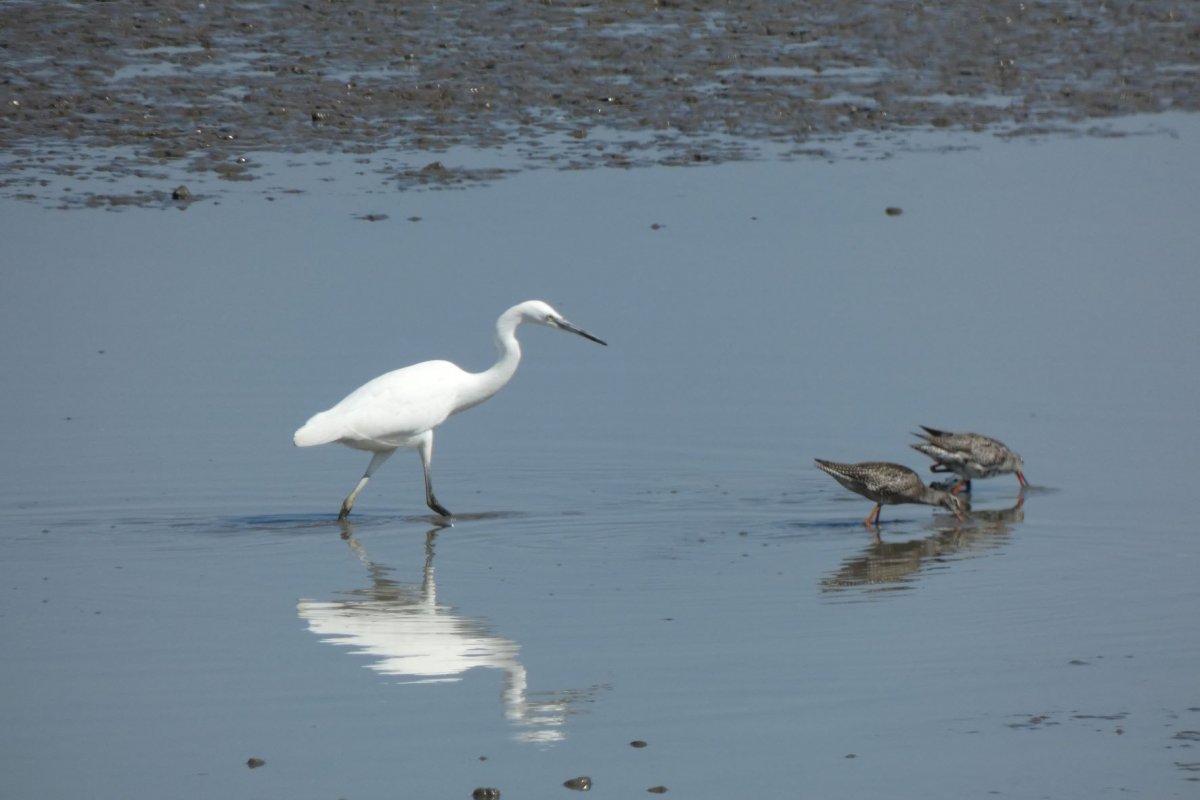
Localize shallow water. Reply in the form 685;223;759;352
3;114;1200;798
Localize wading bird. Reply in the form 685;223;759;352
815;459;967;526
294;300;606;520
910;426;1026;495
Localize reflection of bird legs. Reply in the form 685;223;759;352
420;528;437;596
338;521;442;608
338;519;441;568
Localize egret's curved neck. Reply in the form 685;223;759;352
456;308;524;413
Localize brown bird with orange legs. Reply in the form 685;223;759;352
910;426;1027;495
815;459;967;527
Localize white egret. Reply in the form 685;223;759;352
294;300;606;519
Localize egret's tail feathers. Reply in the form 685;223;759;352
293;412;343;447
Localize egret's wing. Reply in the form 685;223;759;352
332;360;465;446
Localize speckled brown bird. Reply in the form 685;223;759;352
910;426;1027;495
815;459;967;527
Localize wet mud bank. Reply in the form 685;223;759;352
2;0;1197;206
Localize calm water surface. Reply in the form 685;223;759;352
3;115;1199;798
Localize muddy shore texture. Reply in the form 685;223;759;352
2;1;1197;206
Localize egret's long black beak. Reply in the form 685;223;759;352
554;317;607;346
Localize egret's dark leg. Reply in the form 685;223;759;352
339;449;396;520
416;431;452;518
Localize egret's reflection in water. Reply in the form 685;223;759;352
822;494;1026;595
298;526;594;743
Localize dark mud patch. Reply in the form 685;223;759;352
2;1;1197;208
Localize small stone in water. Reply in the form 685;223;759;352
246;757;265;768
563;776;592;791
472;788;500;800
630;739;648;748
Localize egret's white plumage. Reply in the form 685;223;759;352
294;300;606;519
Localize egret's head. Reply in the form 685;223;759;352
517;300;607;345
517;300;563;326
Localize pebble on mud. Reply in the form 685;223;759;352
171;185;192;201
563;776;592;791
246;757;266;769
